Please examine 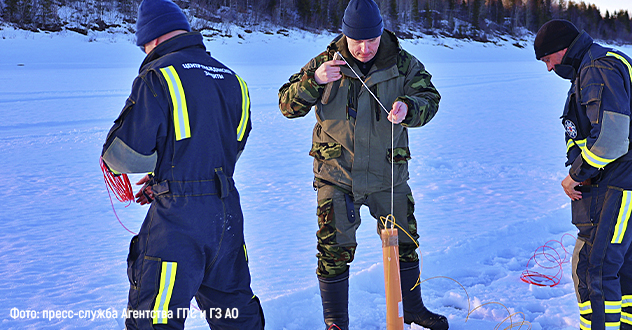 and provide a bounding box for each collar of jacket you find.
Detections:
[556,31,593,79]
[327,29,401,76]
[139,32,206,72]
